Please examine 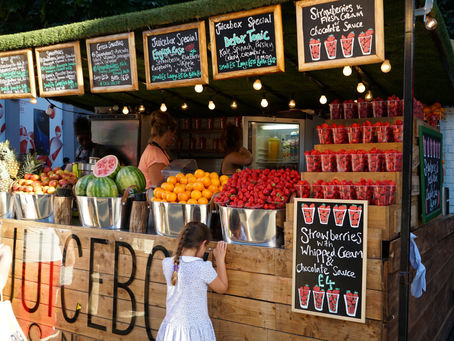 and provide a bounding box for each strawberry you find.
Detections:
[329,99,343,119]
[332,123,348,144]
[392,121,403,142]
[384,150,403,172]
[387,95,403,116]
[362,121,377,143]
[372,98,386,117]
[351,150,368,172]
[305,150,322,172]
[321,151,337,172]
[367,148,384,172]
[357,98,372,118]
[347,124,362,144]
[336,150,352,172]
[343,100,358,119]
[317,125,333,144]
